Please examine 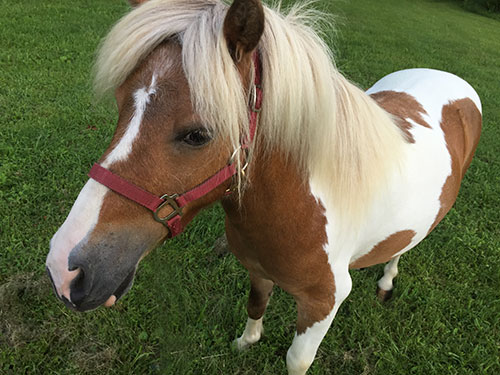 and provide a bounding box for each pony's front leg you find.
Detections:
[287,267,352,375]
[235,274,274,350]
